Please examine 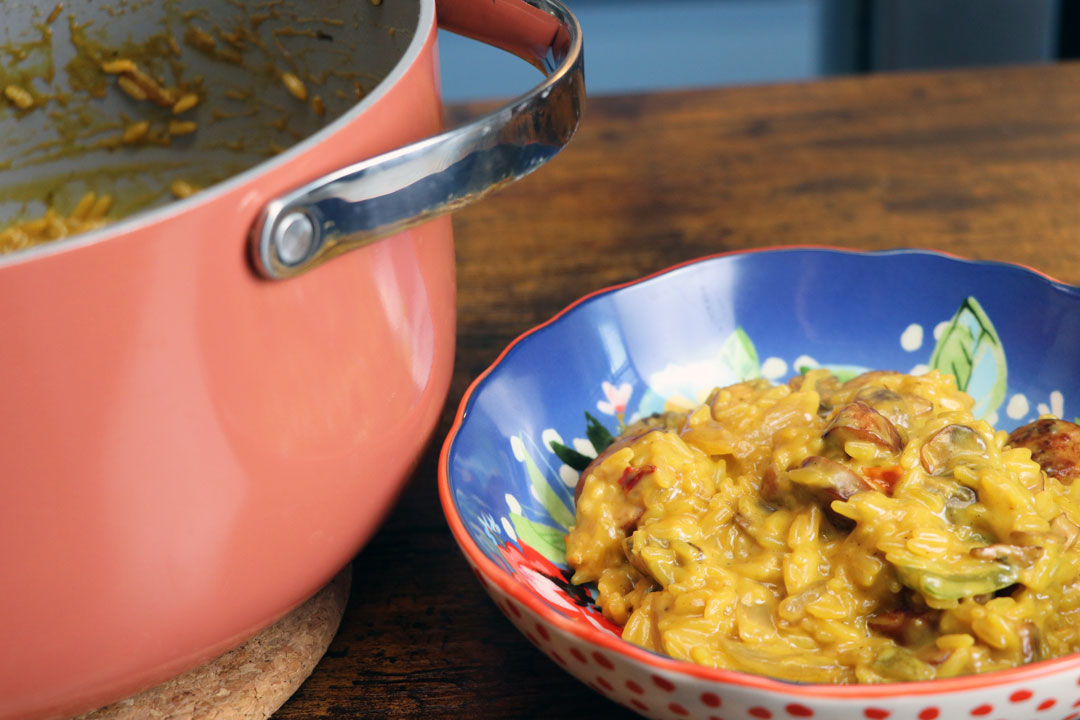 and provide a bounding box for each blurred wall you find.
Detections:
[438,0,1063,102]
[870,0,1058,71]
[438,0,823,102]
